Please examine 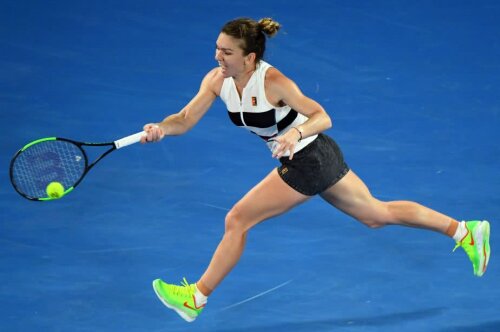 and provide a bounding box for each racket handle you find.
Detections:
[114,131,146,149]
